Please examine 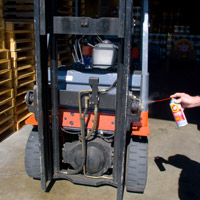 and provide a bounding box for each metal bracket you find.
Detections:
[89,77,99,105]
[130,112,141,123]
[128,96,142,128]
[25,85,38,120]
